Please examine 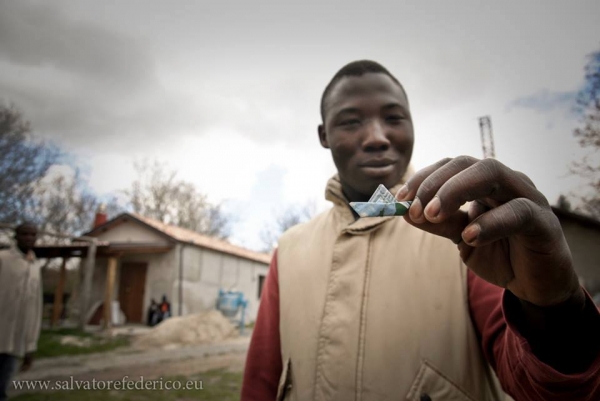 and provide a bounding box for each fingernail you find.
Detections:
[396,185,408,200]
[409,197,424,222]
[425,196,441,219]
[462,224,480,244]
